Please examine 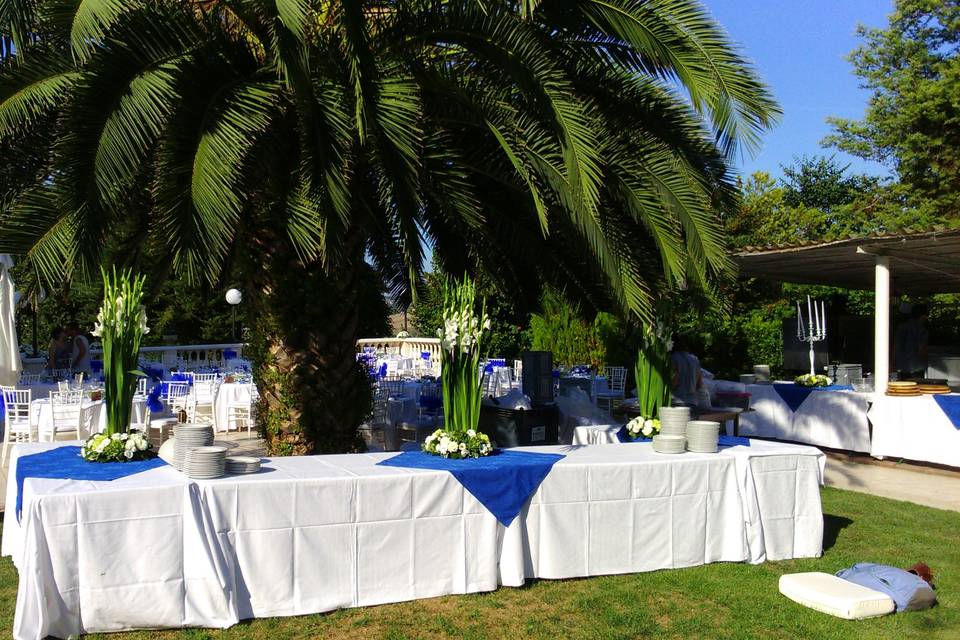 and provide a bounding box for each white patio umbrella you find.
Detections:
[0,254,22,386]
